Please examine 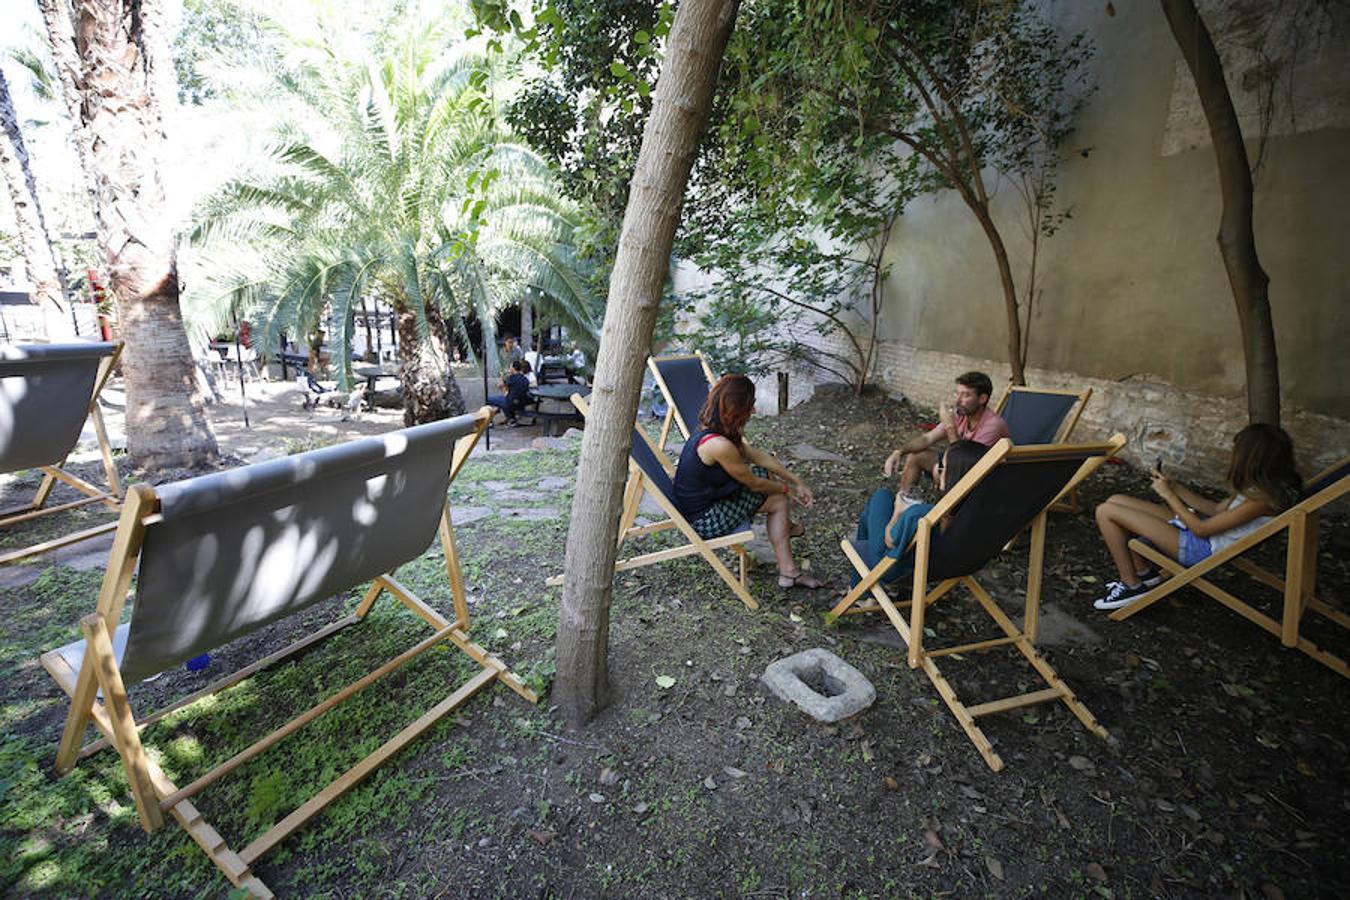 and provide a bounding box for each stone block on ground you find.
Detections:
[451,506,494,525]
[531,437,571,450]
[762,648,876,723]
[537,476,571,492]
[499,507,562,521]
